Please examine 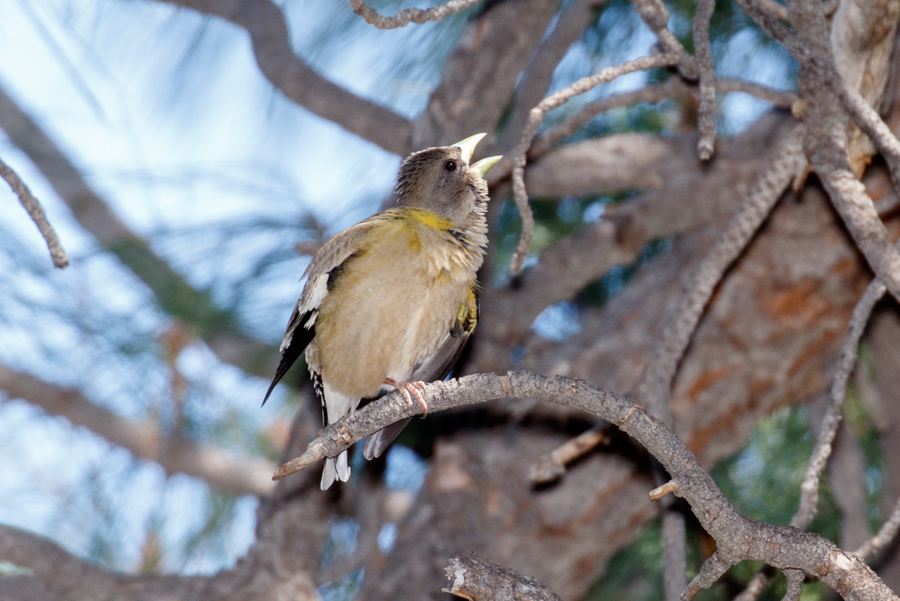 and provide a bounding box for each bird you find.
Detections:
[264,133,501,489]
